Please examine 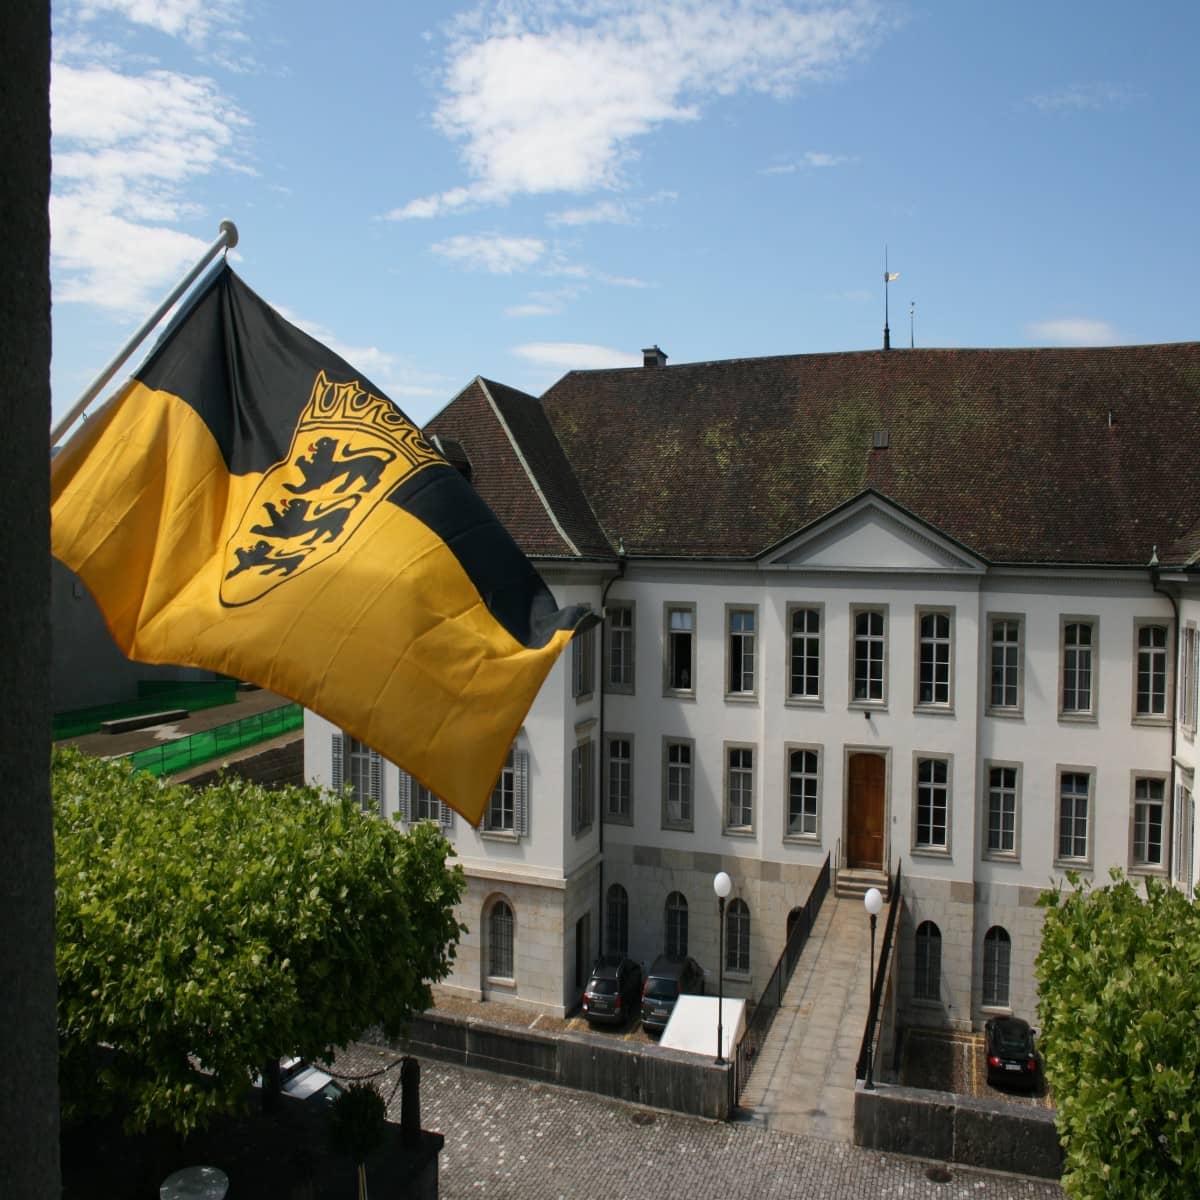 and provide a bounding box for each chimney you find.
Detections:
[642,345,667,368]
